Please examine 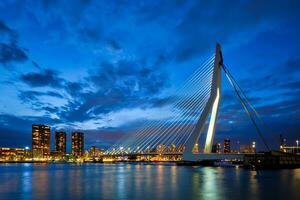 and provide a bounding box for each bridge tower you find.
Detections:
[183,44,223,161]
